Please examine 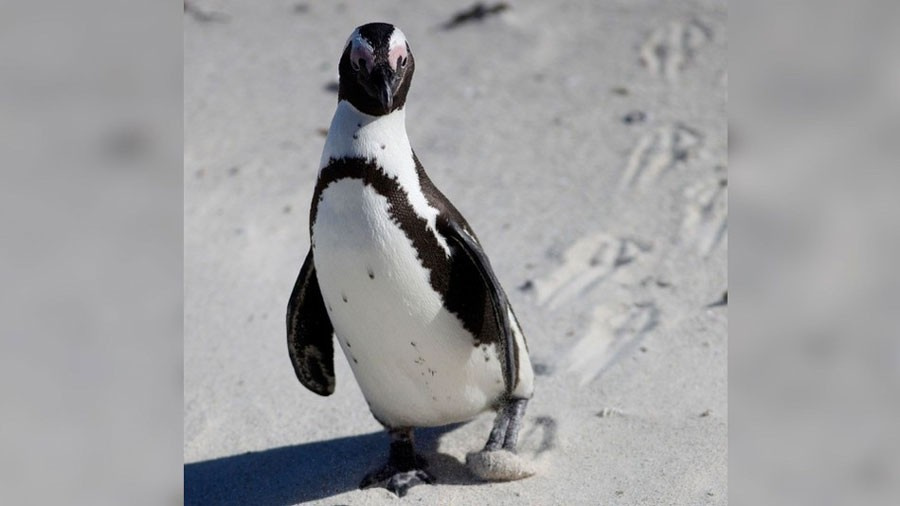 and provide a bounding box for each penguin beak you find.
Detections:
[367,64,399,113]
[378,70,394,111]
